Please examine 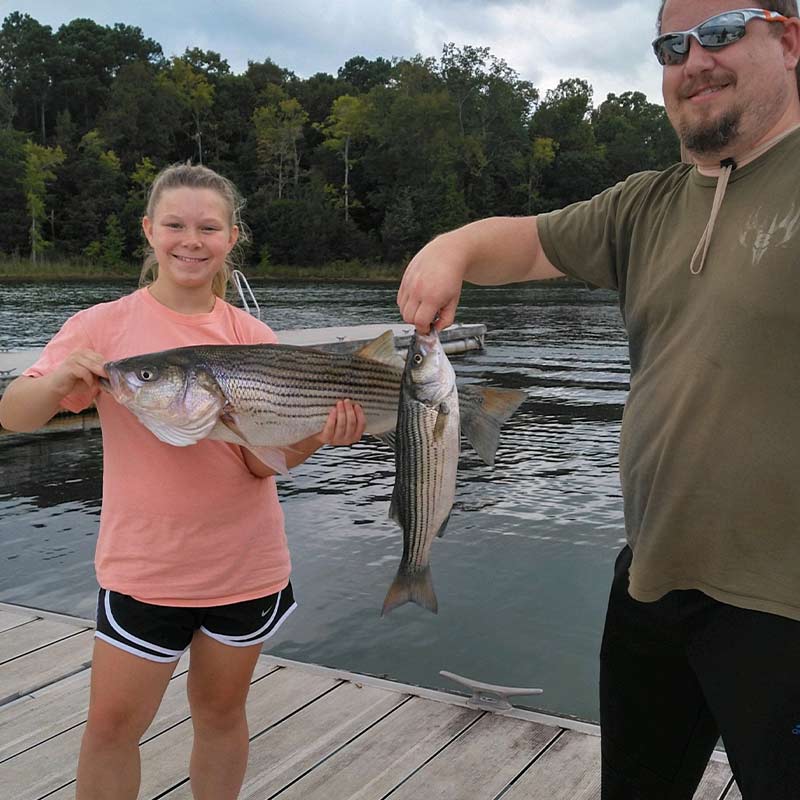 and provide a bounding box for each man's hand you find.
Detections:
[397,232,466,333]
